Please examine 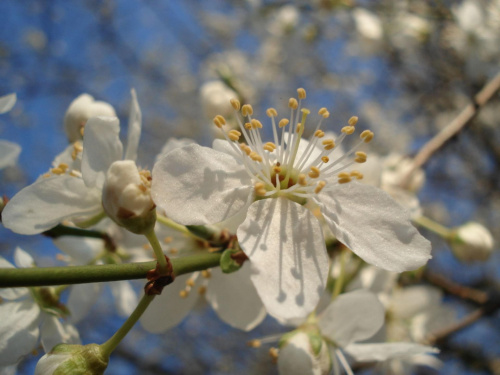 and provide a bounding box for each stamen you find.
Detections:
[273,165,282,173]
[247,339,262,348]
[230,98,241,111]
[58,163,69,172]
[348,116,359,126]
[314,130,325,138]
[228,130,241,141]
[263,142,276,152]
[164,236,173,243]
[250,152,263,162]
[254,182,267,196]
[297,88,306,99]
[298,174,308,186]
[266,108,278,117]
[278,119,289,128]
[201,269,211,278]
[308,166,320,179]
[350,170,364,180]
[186,279,195,287]
[216,115,226,126]
[179,290,188,298]
[51,167,64,175]
[240,143,251,155]
[338,172,352,184]
[321,156,329,163]
[213,116,224,128]
[322,139,335,150]
[341,126,355,135]
[360,130,374,143]
[314,180,327,194]
[244,122,252,130]
[318,107,330,118]
[242,104,253,117]
[198,286,207,295]
[251,119,263,129]
[288,98,298,110]
[354,151,367,163]
[269,348,279,363]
